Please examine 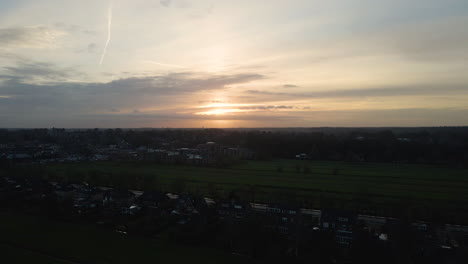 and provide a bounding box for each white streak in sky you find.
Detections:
[143,60,186,68]
[99,2,113,65]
